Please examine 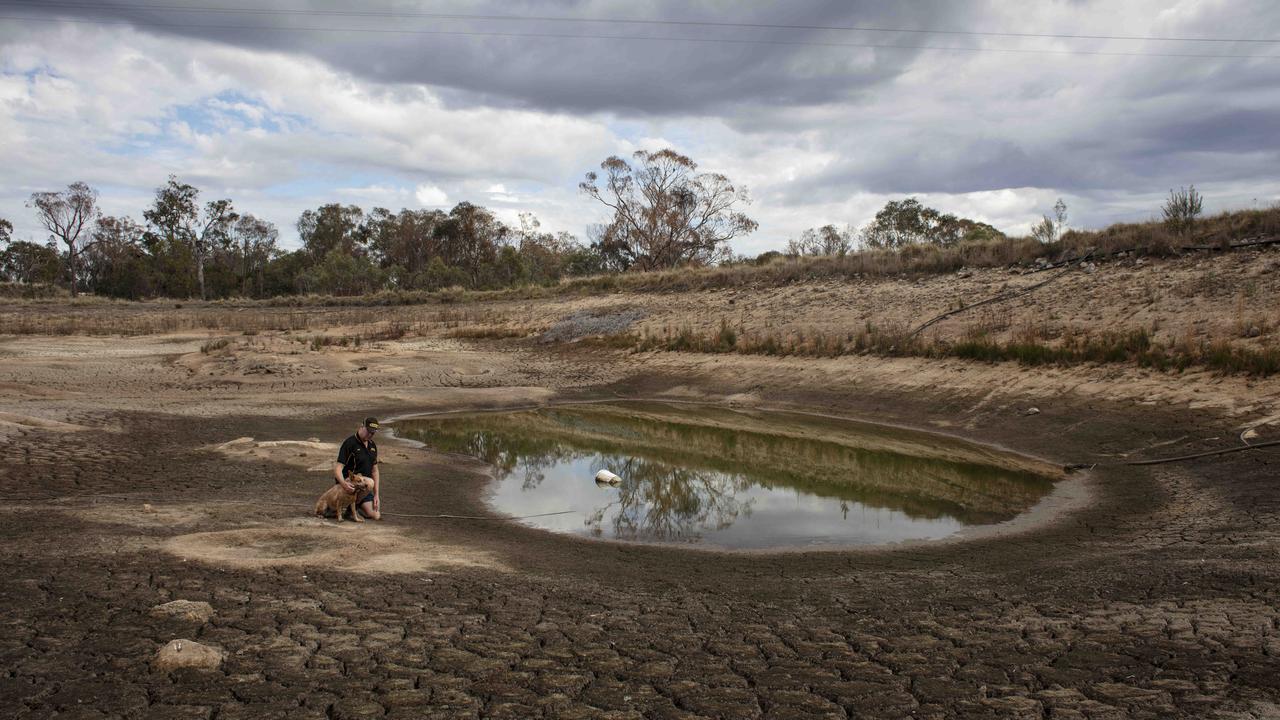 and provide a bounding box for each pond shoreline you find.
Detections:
[390,399,1081,552]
